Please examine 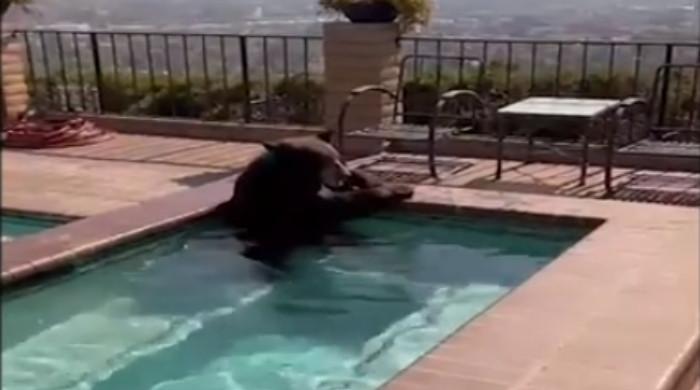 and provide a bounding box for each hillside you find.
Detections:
[3,0,698,40]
